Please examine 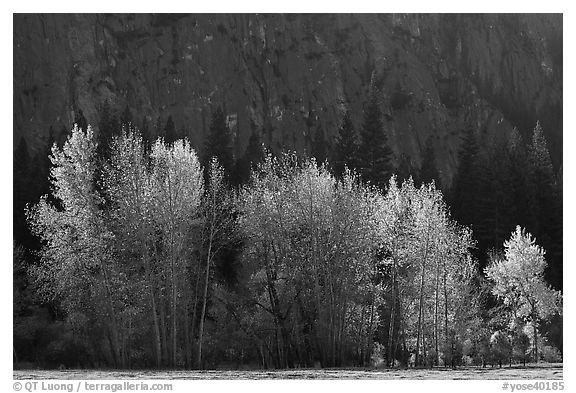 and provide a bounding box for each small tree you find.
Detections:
[419,136,441,188]
[450,127,481,227]
[485,226,562,363]
[477,332,492,367]
[74,109,88,132]
[204,107,234,177]
[235,130,266,185]
[357,77,393,189]
[310,124,327,164]
[490,331,512,368]
[164,115,177,144]
[332,110,358,177]
[513,331,531,366]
